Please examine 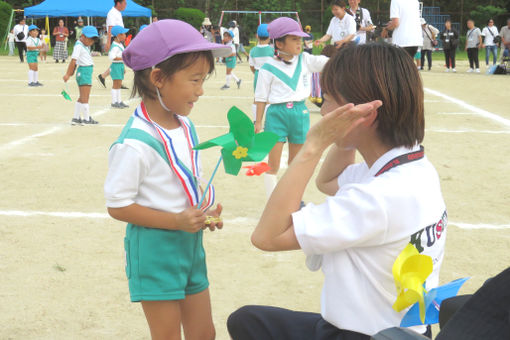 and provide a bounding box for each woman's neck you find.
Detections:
[357,137,393,169]
[143,98,180,130]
